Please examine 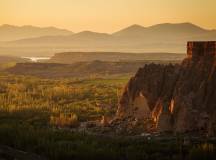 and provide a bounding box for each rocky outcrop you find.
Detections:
[115,41,216,136]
